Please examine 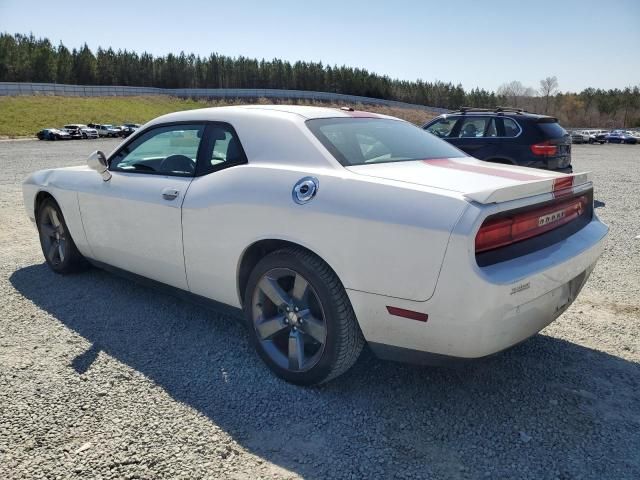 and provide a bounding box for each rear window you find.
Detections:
[537,121,567,138]
[306,118,466,166]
